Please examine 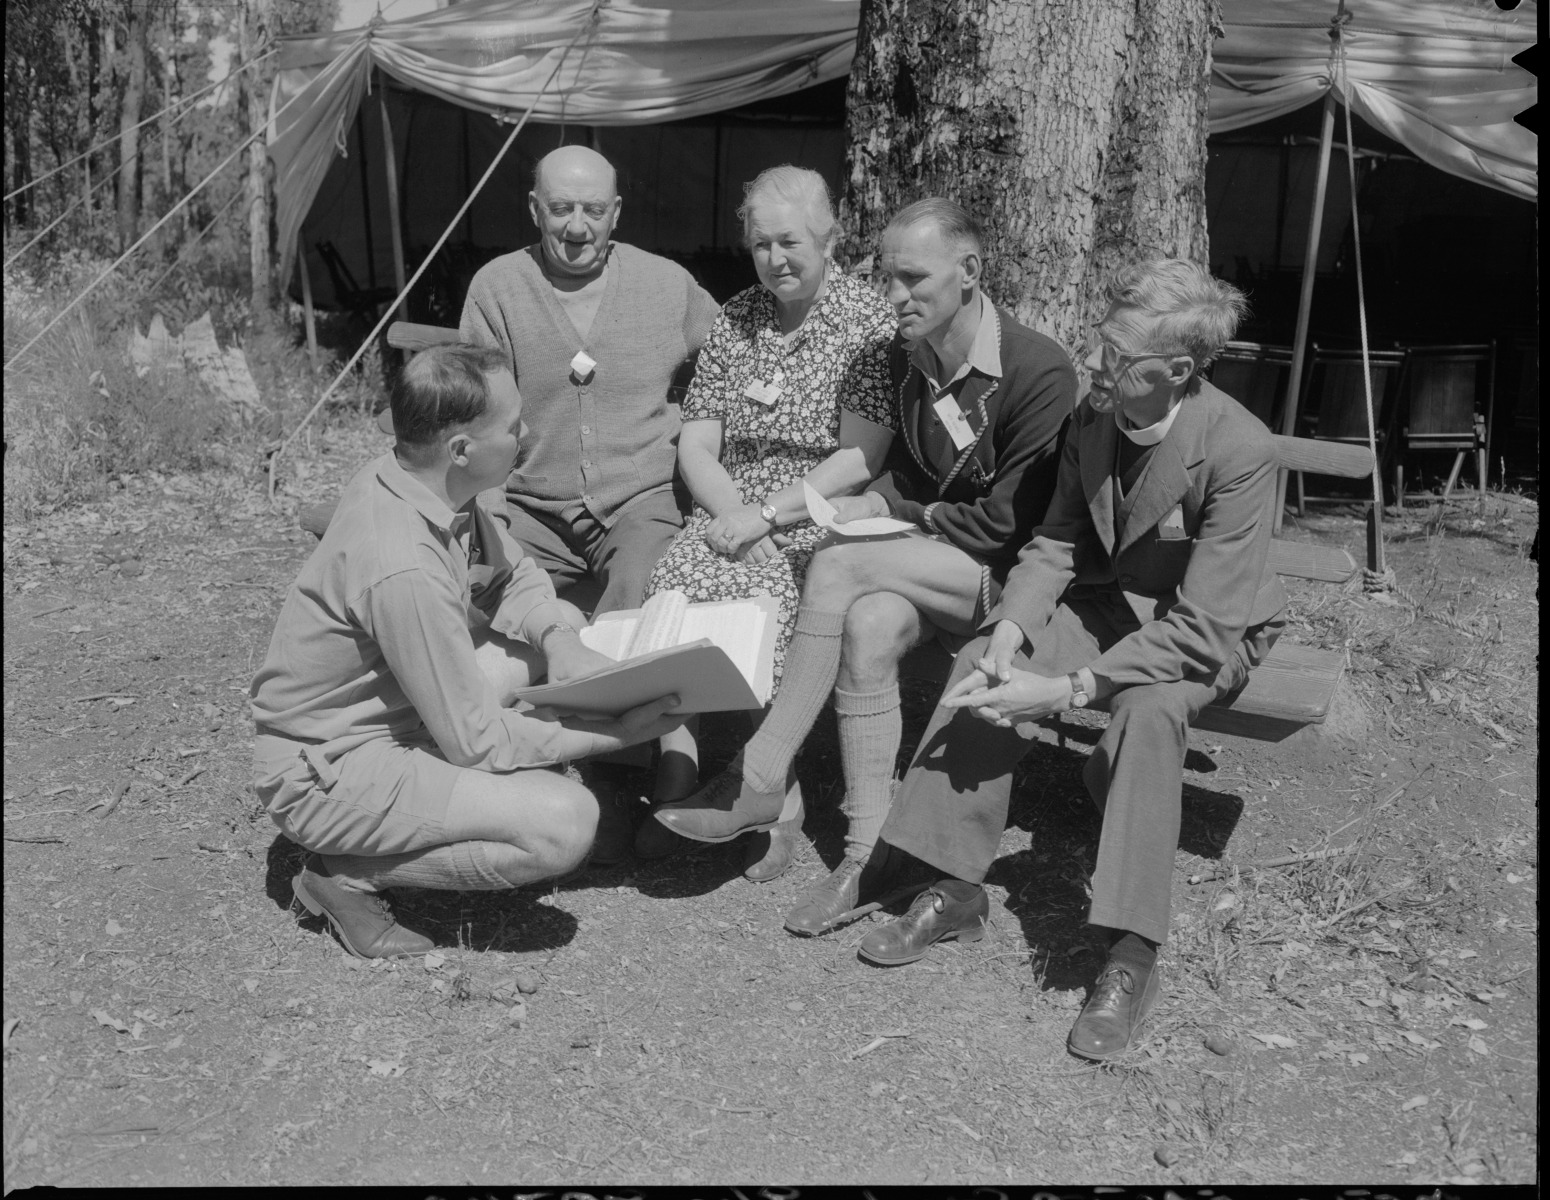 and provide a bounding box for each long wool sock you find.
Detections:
[741,607,847,793]
[1106,928,1159,974]
[323,840,517,893]
[834,683,901,860]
